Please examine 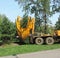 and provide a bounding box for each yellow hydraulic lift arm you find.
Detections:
[16,16,35,40]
